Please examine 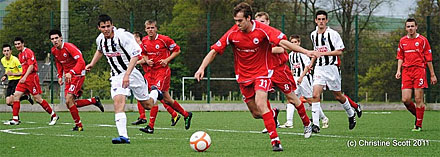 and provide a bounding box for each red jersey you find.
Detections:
[141,34,180,70]
[211,20,286,83]
[270,41,288,68]
[18,47,38,75]
[51,42,86,78]
[397,34,432,68]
